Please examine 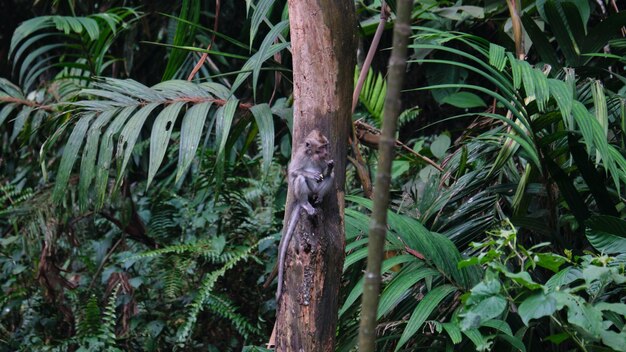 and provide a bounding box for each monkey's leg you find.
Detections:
[293,174,317,215]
